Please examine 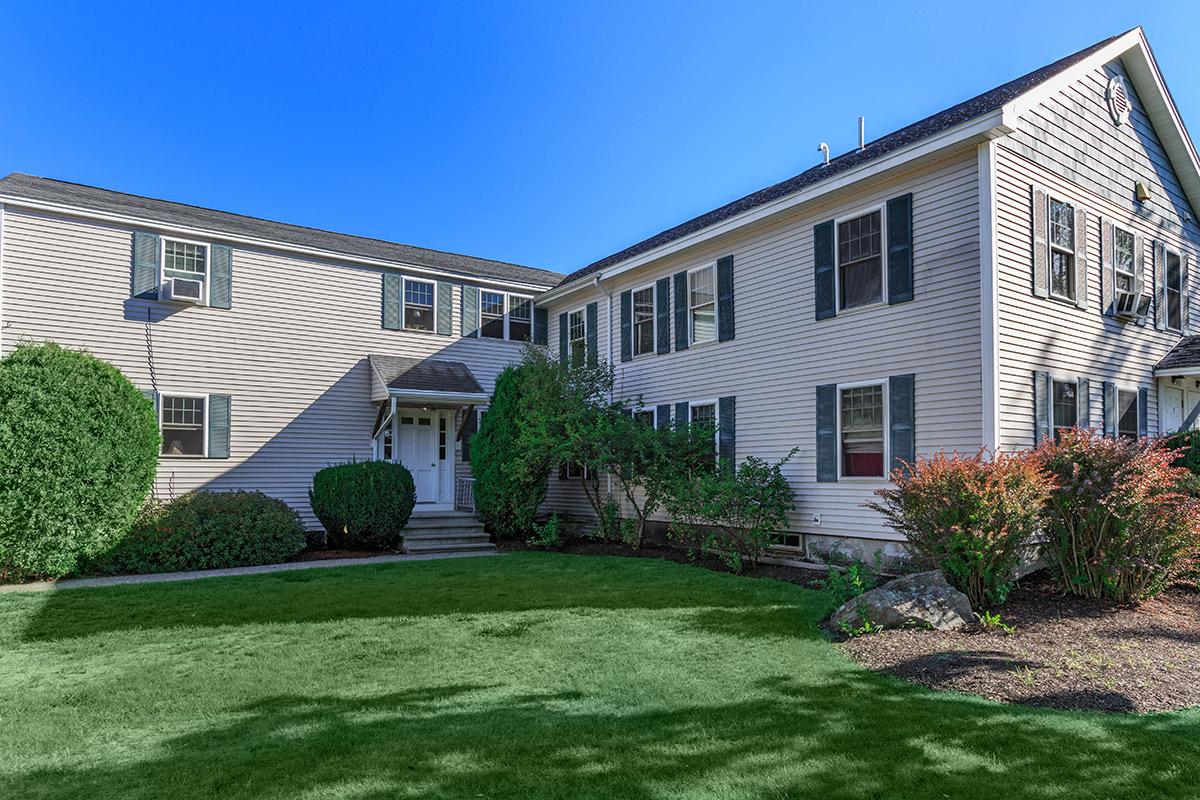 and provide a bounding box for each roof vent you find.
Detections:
[1106,75,1131,126]
[817,142,830,166]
